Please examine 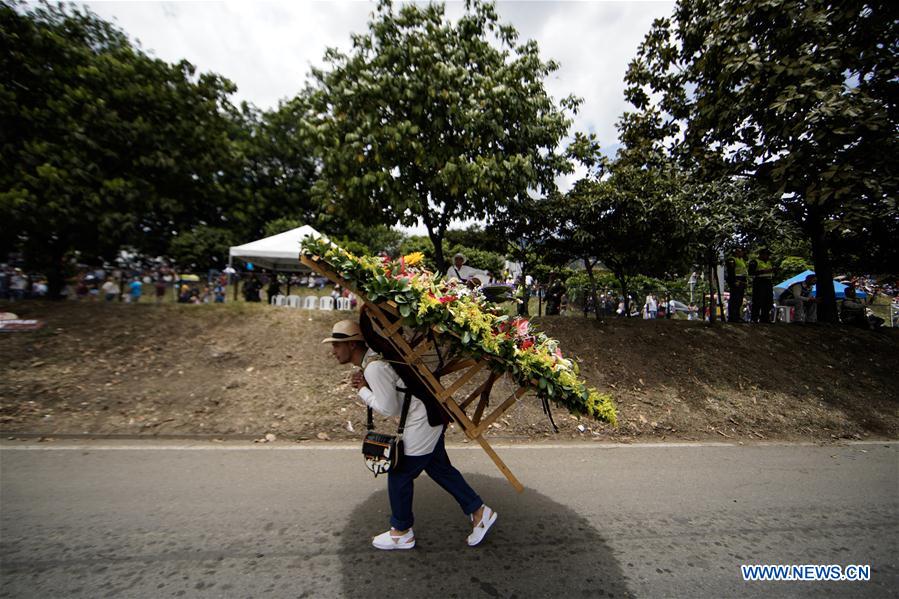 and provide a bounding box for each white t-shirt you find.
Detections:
[357,351,442,456]
[445,264,482,284]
